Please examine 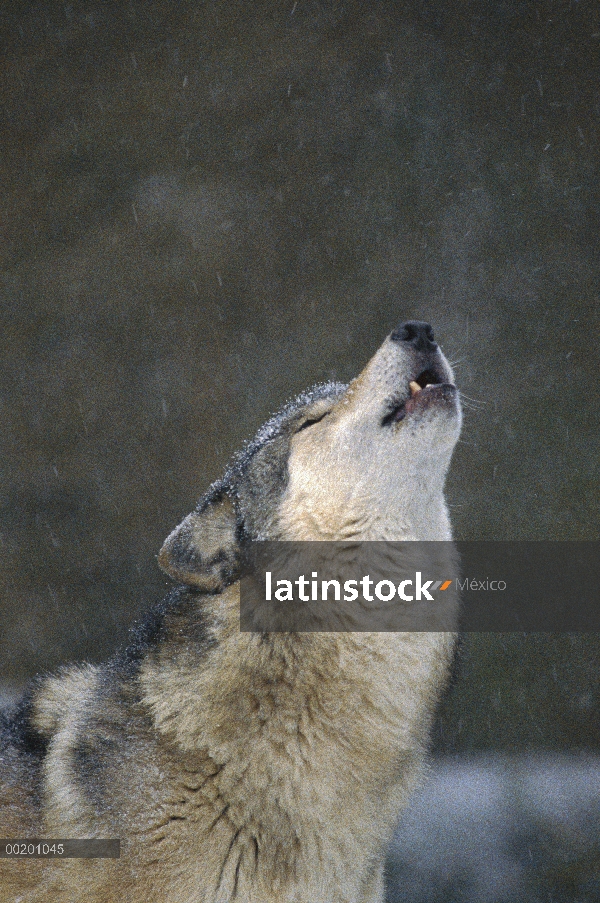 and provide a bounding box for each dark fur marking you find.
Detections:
[0,688,48,812]
[233,850,243,898]
[73,732,116,766]
[206,550,229,566]
[217,826,244,892]
[73,735,116,809]
[73,739,101,777]
[0,684,49,757]
[116,586,212,674]
[295,411,329,432]
[208,803,230,833]
[171,534,204,567]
